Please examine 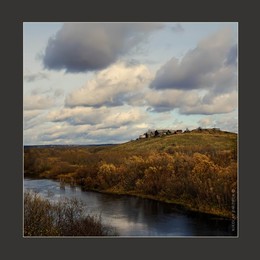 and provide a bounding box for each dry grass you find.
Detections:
[24,191,116,236]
